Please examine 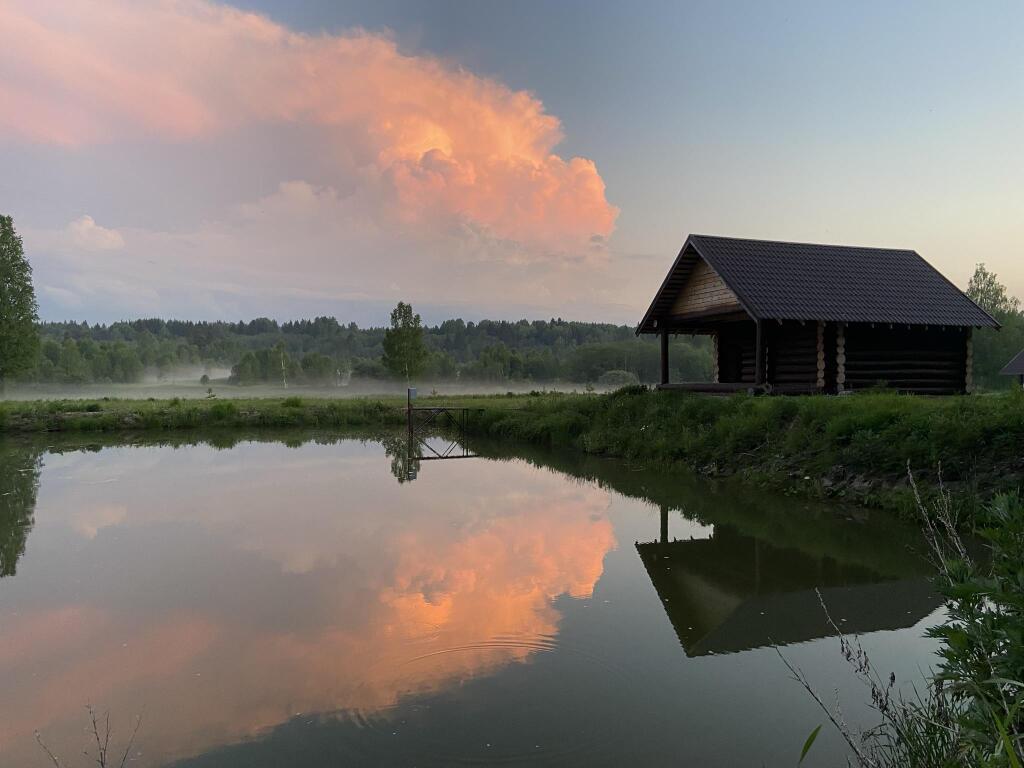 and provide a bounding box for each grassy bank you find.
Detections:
[0,393,533,434]
[4,388,1022,516]
[473,387,1024,516]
